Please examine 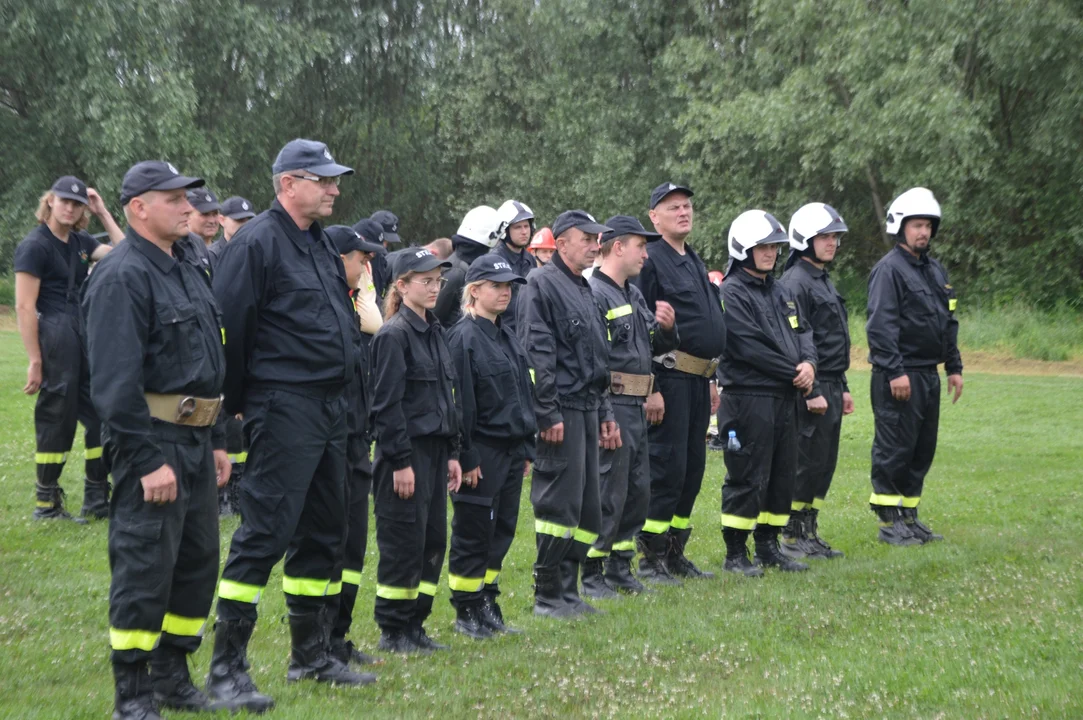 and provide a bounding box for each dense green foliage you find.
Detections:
[2,0,1081,306]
